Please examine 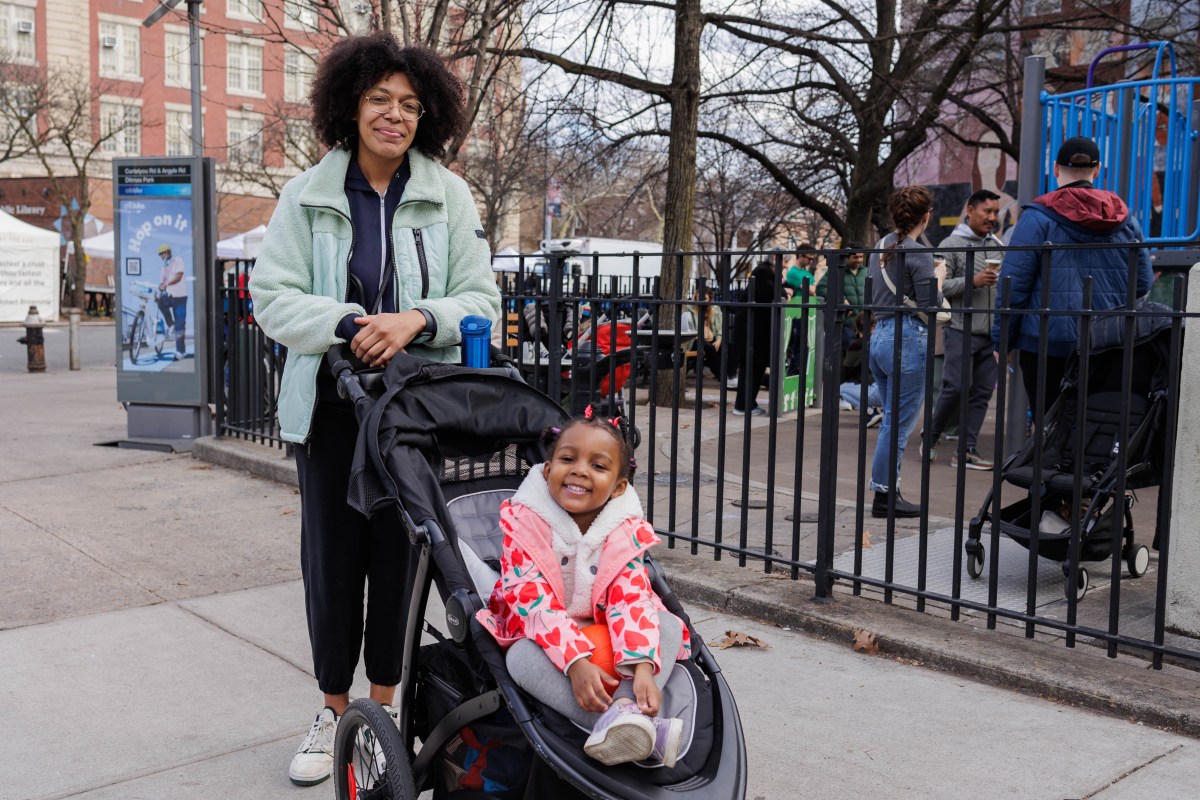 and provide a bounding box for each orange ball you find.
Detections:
[581,623,620,679]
